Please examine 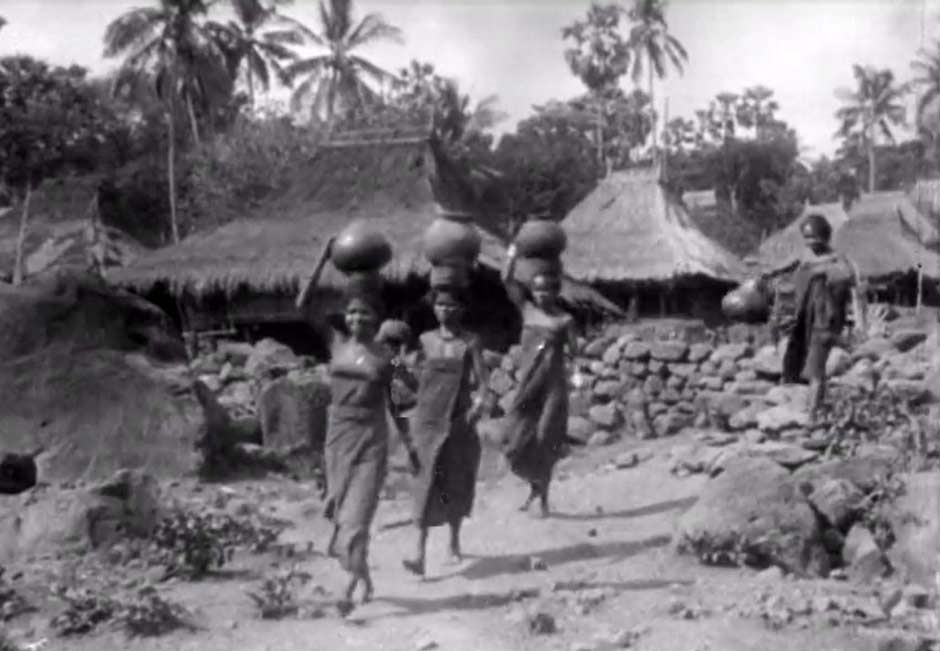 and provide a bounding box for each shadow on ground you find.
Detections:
[369,577,691,620]
[456,533,673,581]
[549,496,698,522]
